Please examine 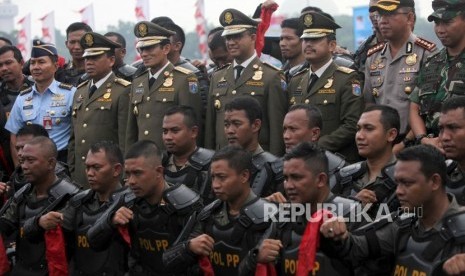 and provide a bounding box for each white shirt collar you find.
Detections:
[91,71,113,88]
[309,58,333,78]
[233,52,257,69]
[149,61,170,79]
